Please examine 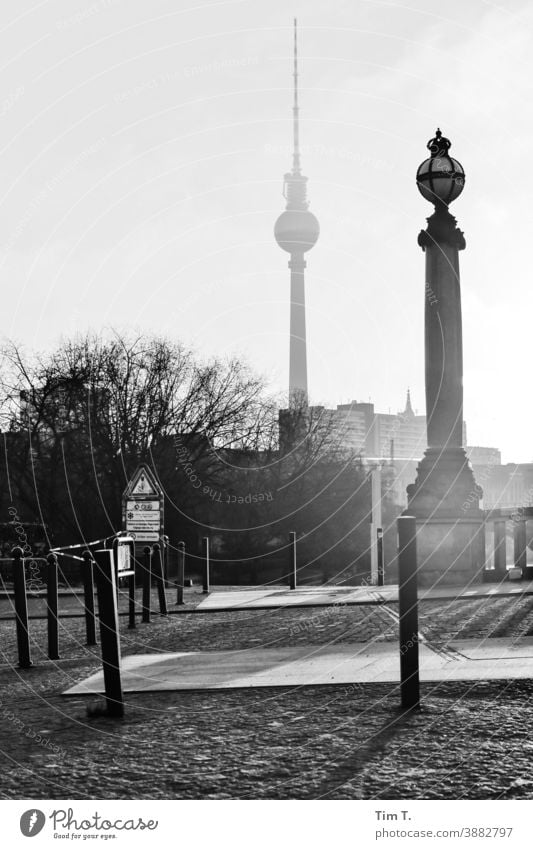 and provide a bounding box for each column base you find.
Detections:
[406,447,485,587]
[404,515,486,587]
